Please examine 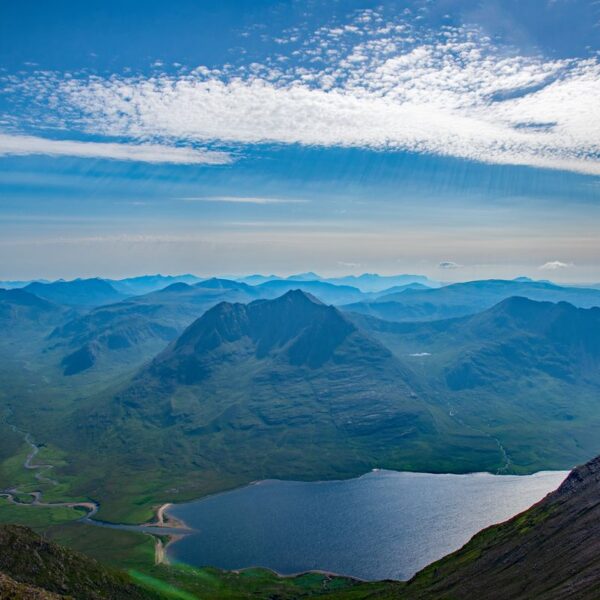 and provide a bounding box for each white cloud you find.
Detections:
[539,260,573,270]
[3,11,600,174]
[0,134,231,165]
[438,261,462,269]
[180,196,306,204]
